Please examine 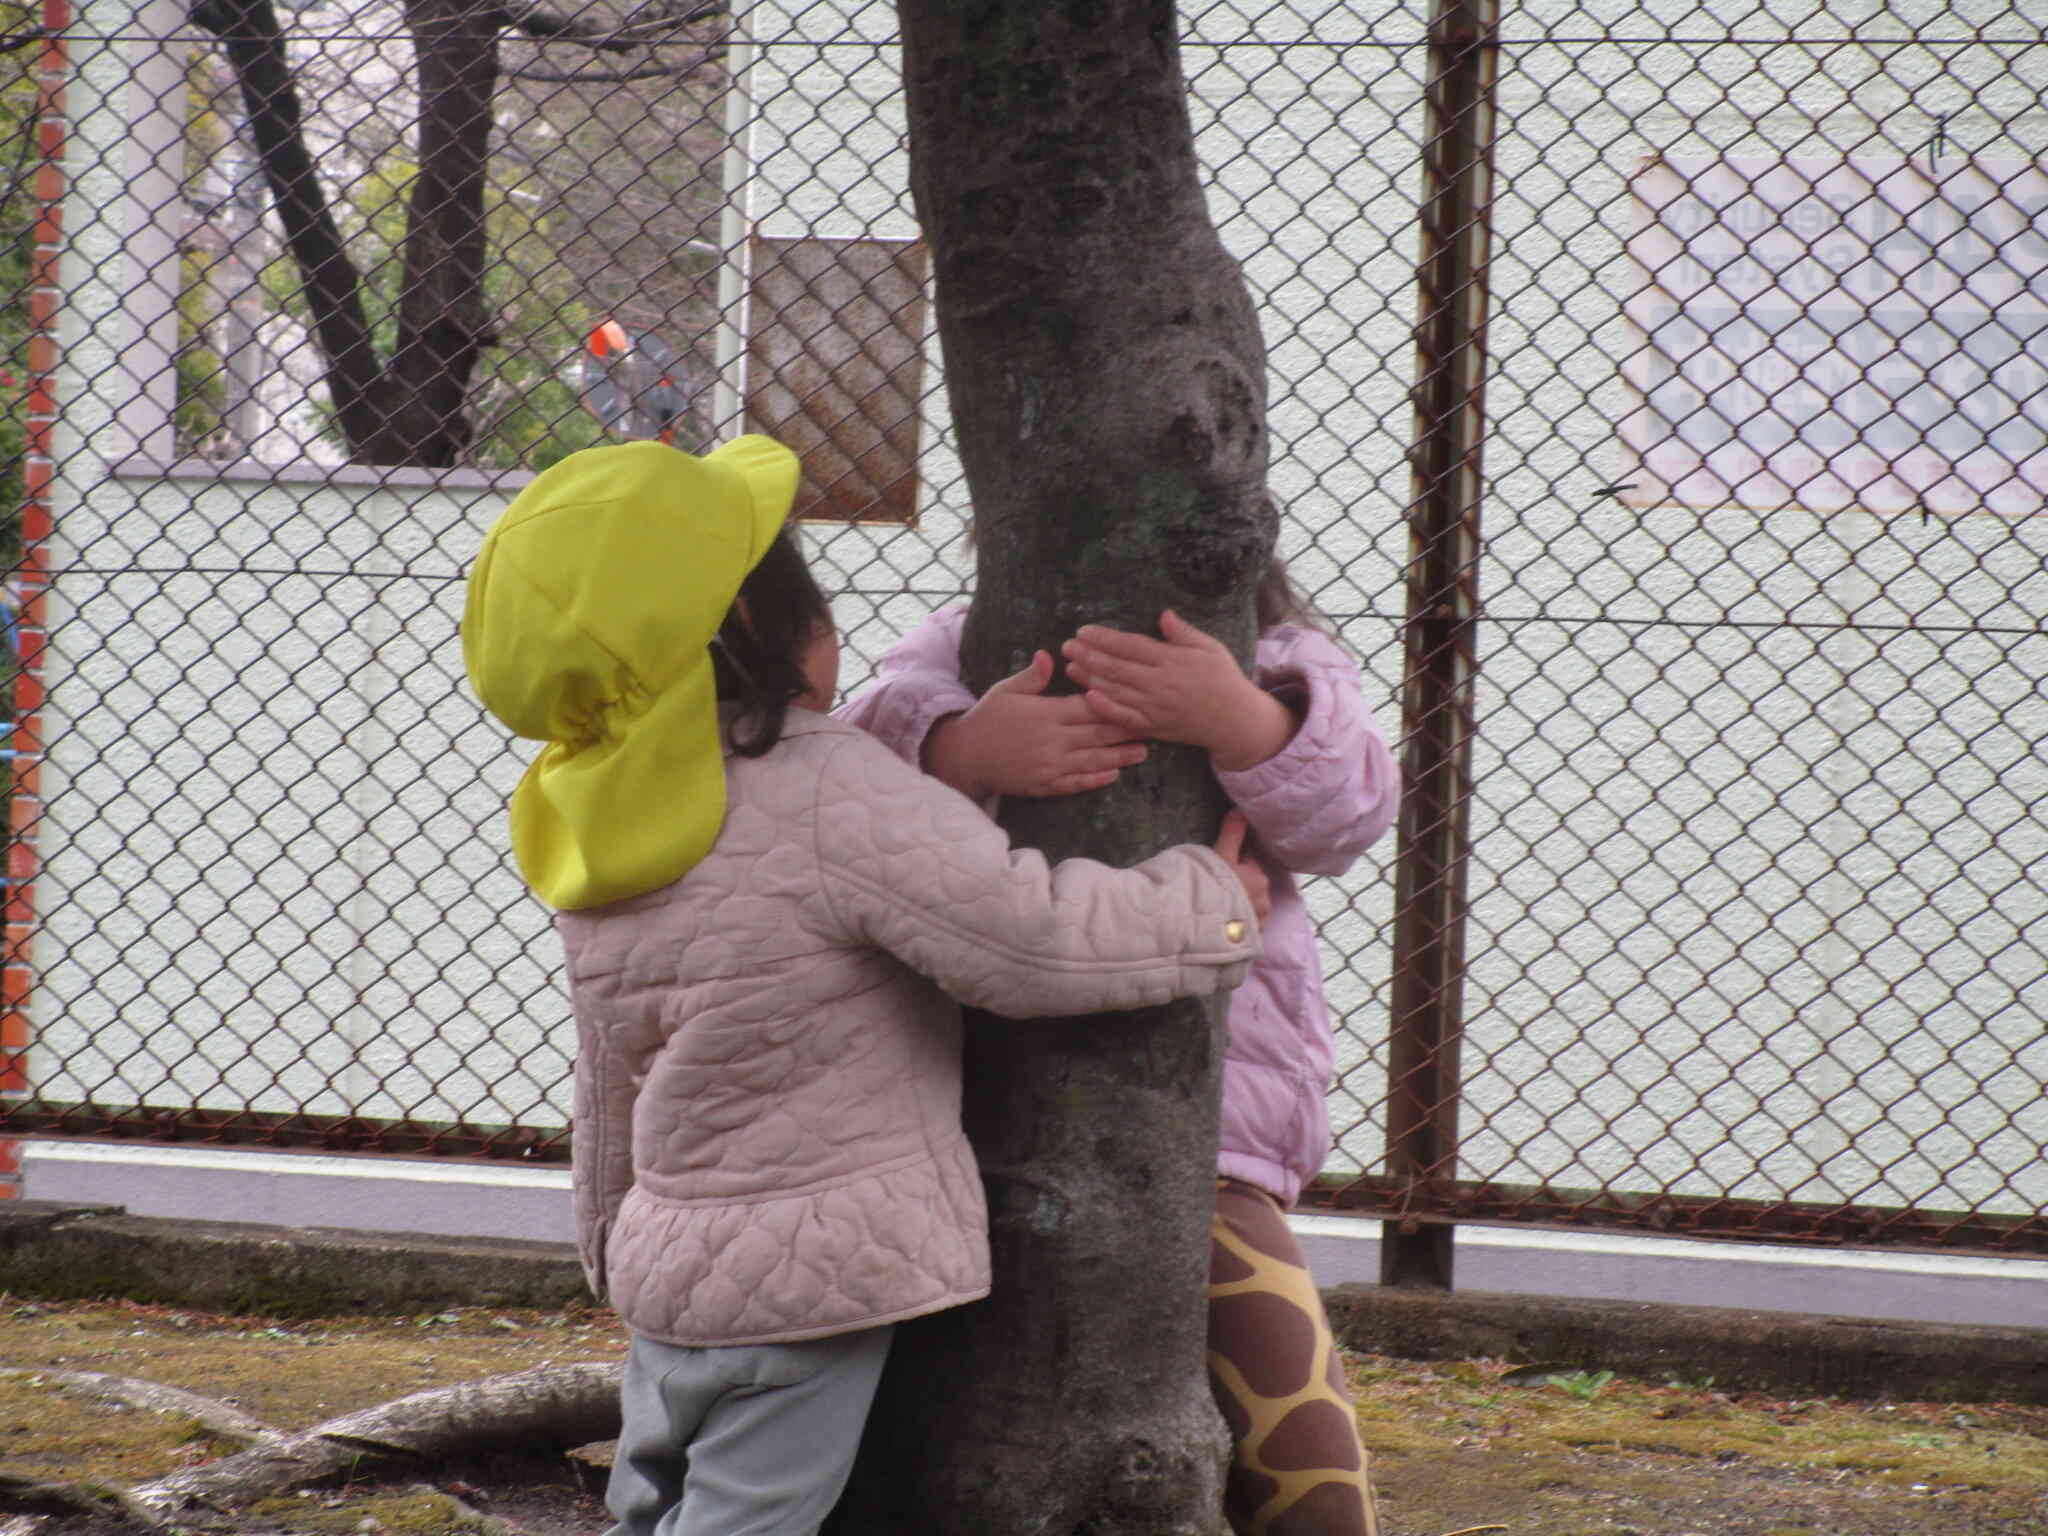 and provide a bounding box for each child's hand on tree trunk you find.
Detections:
[922,649,1149,801]
[1063,610,1299,772]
